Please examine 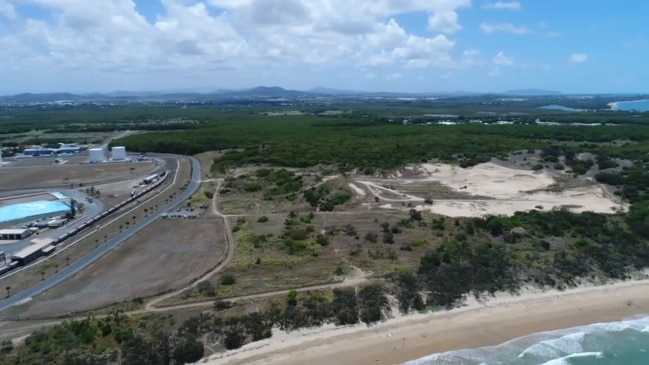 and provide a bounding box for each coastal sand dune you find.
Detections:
[421,162,556,198]
[410,162,626,217]
[198,281,649,365]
